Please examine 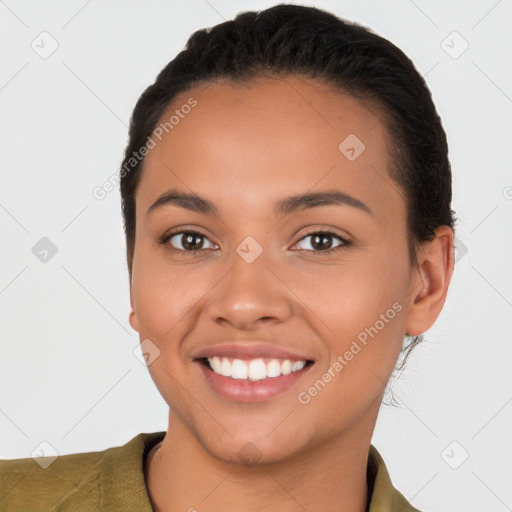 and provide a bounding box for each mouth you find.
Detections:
[194,356,315,403]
